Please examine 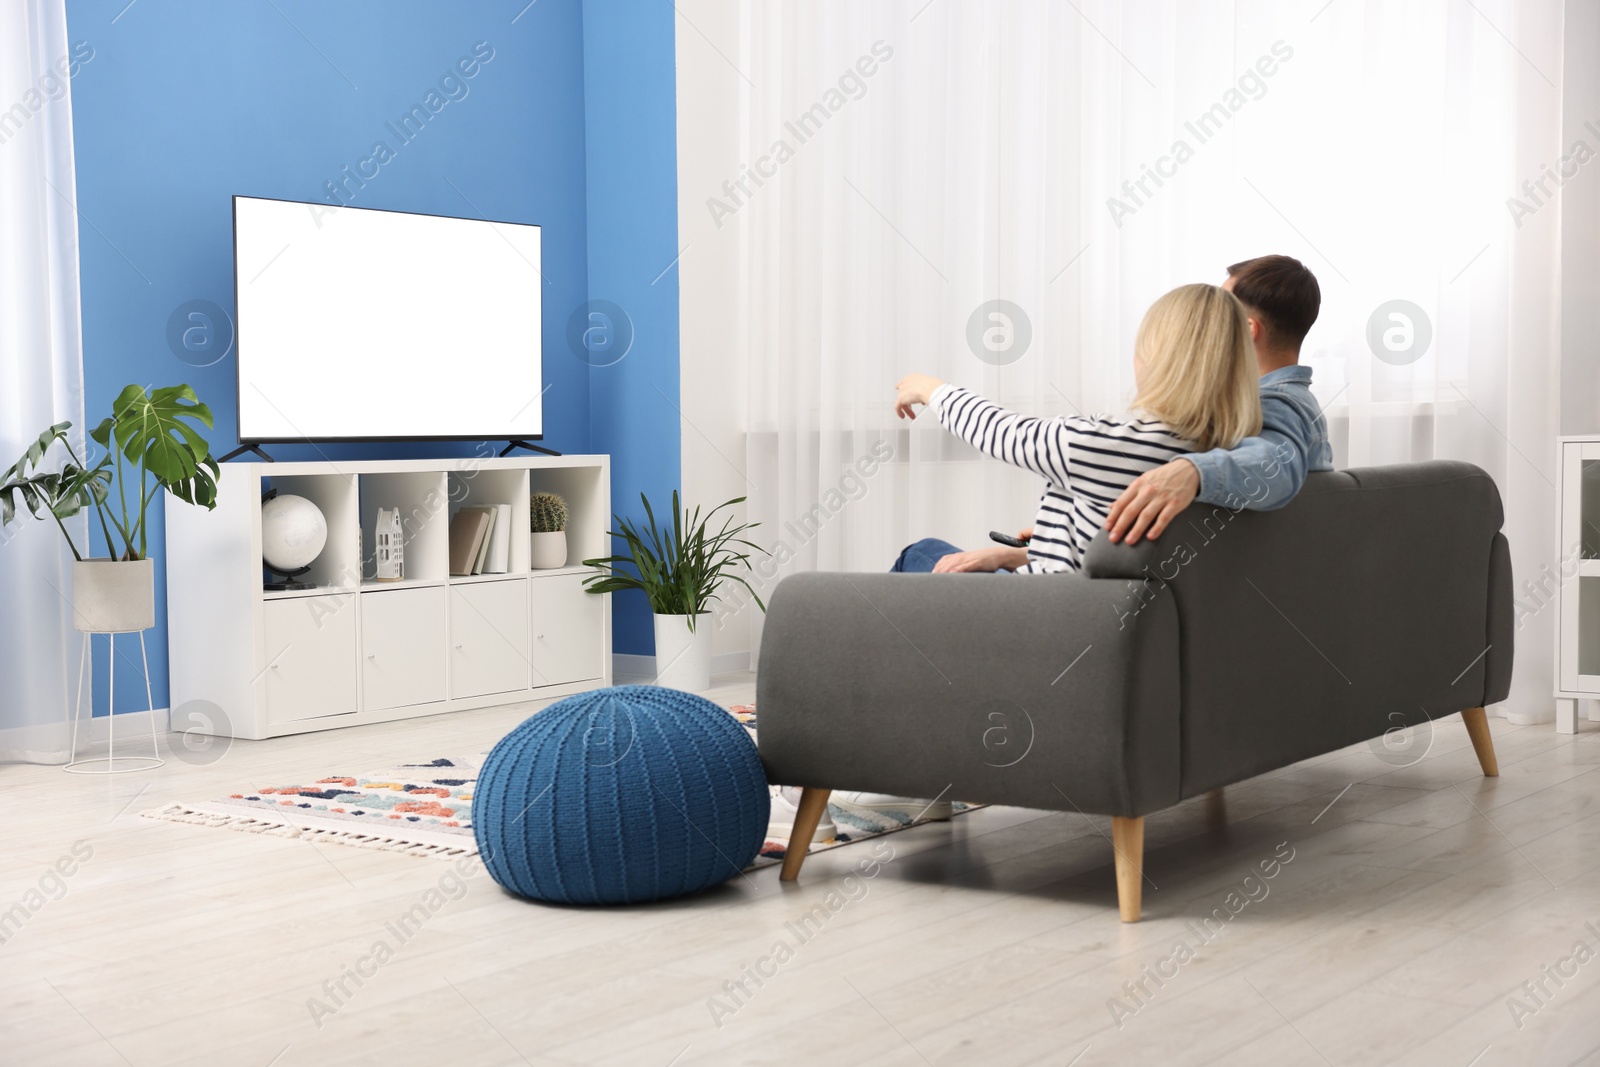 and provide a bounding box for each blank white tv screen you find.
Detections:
[234,196,543,442]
